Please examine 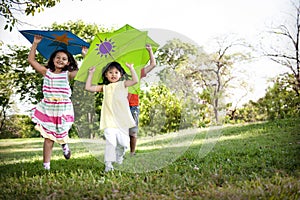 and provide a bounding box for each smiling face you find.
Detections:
[53,52,69,70]
[104,66,122,83]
